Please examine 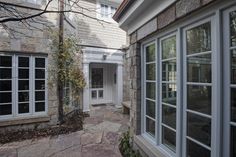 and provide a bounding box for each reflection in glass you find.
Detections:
[146,118,155,137]
[0,80,11,91]
[231,88,236,122]
[162,36,176,59]
[0,56,12,67]
[146,82,155,100]
[187,85,211,115]
[0,104,12,115]
[35,102,45,112]
[187,139,210,157]
[231,50,236,84]
[146,44,155,62]
[98,90,103,98]
[187,22,211,54]
[91,68,103,88]
[231,126,236,157]
[146,64,155,80]
[18,103,29,114]
[162,83,177,105]
[162,105,176,129]
[162,60,176,81]
[18,92,29,102]
[187,54,211,83]
[146,100,155,119]
[187,112,211,146]
[230,11,236,47]
[162,126,176,152]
